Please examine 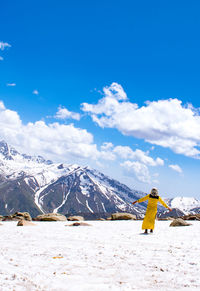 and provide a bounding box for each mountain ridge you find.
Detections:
[0,141,146,217]
[0,140,199,218]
